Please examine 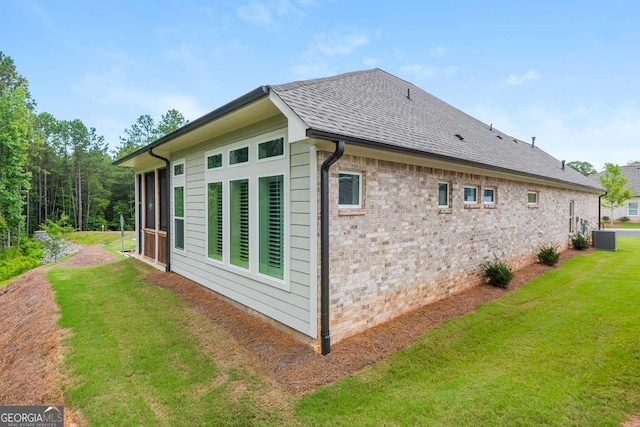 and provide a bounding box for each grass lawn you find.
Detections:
[49,260,296,426]
[297,238,640,426]
[63,231,136,255]
[47,238,640,425]
[603,222,640,229]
